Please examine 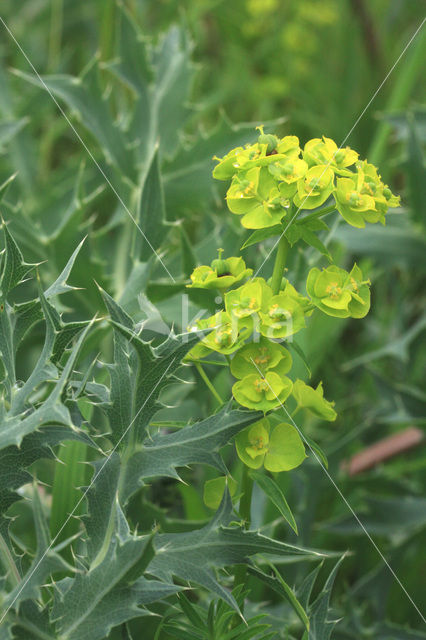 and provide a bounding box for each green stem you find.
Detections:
[232,465,253,615]
[271,235,290,295]
[99,0,117,62]
[48,0,63,72]
[194,362,223,406]
[188,358,228,367]
[239,464,253,529]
